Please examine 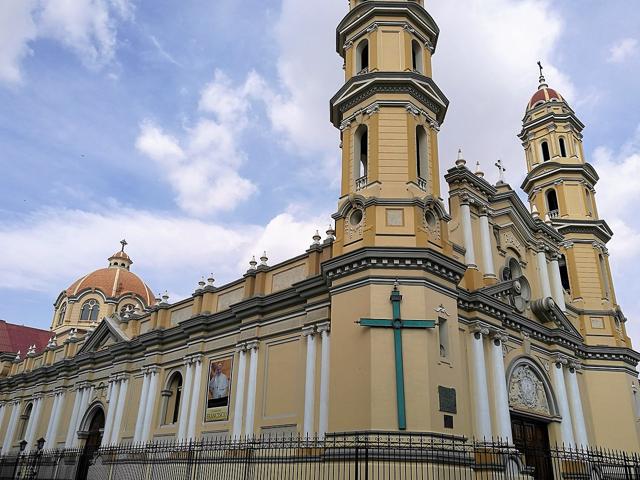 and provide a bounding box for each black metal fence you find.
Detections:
[1,432,640,480]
